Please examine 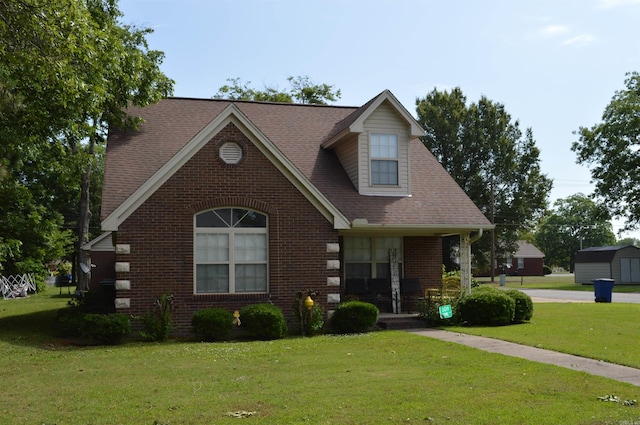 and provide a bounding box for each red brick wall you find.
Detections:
[403,236,442,289]
[509,258,544,276]
[114,123,340,334]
